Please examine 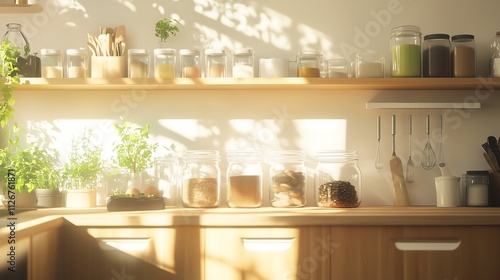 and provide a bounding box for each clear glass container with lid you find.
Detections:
[155,155,179,207]
[355,53,385,78]
[40,48,63,78]
[154,48,176,78]
[181,150,220,208]
[179,49,201,78]
[269,150,307,207]
[128,49,150,78]
[422,34,451,77]
[314,150,362,208]
[490,31,500,77]
[226,150,262,208]
[390,25,421,77]
[232,48,254,78]
[452,34,476,77]
[66,48,88,78]
[205,49,226,77]
[466,170,489,206]
[296,51,322,77]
